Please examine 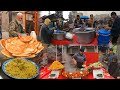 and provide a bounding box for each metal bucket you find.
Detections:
[75,29,96,44]
[53,31,66,40]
